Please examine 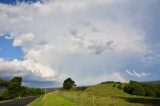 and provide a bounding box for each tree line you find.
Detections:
[124,80,160,98]
[0,77,44,100]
